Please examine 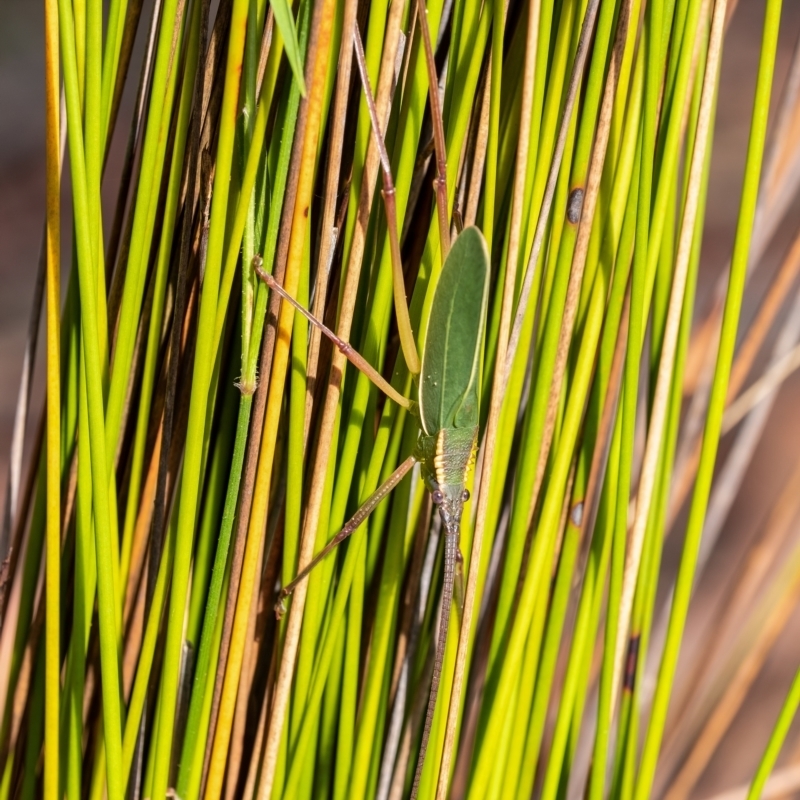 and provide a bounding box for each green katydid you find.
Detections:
[253,20,490,797]
[254,222,489,795]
